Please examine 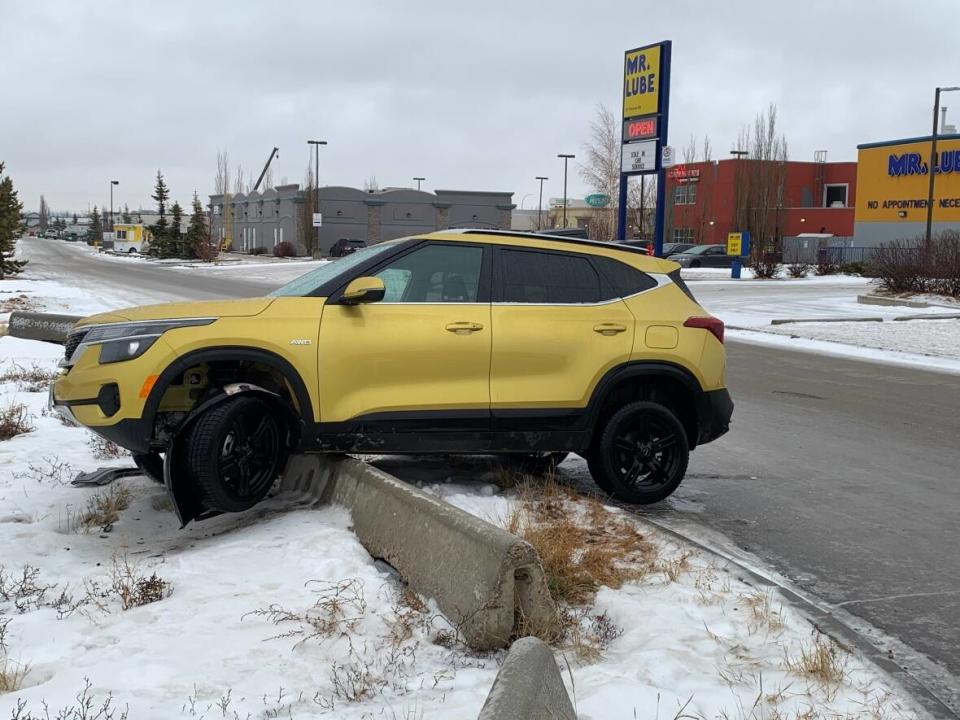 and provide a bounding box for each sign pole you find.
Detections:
[653,41,671,257]
[616,177,629,241]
